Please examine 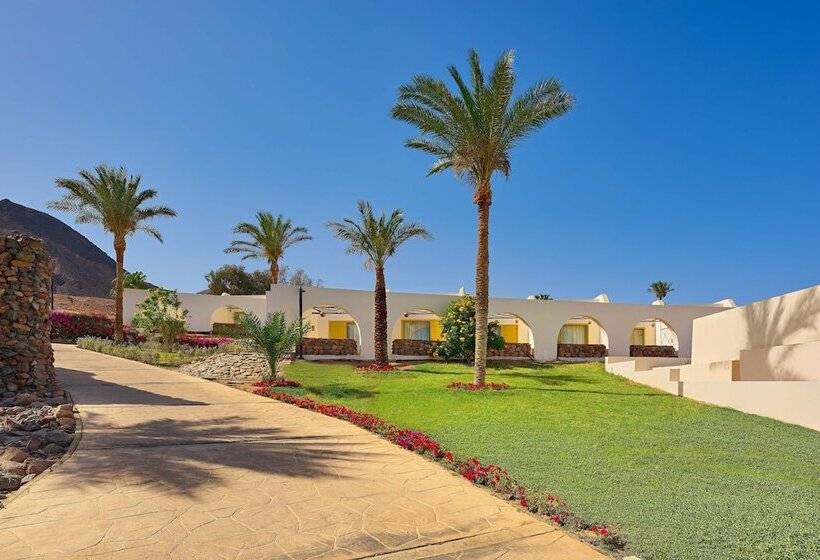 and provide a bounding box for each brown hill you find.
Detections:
[0,199,116,297]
